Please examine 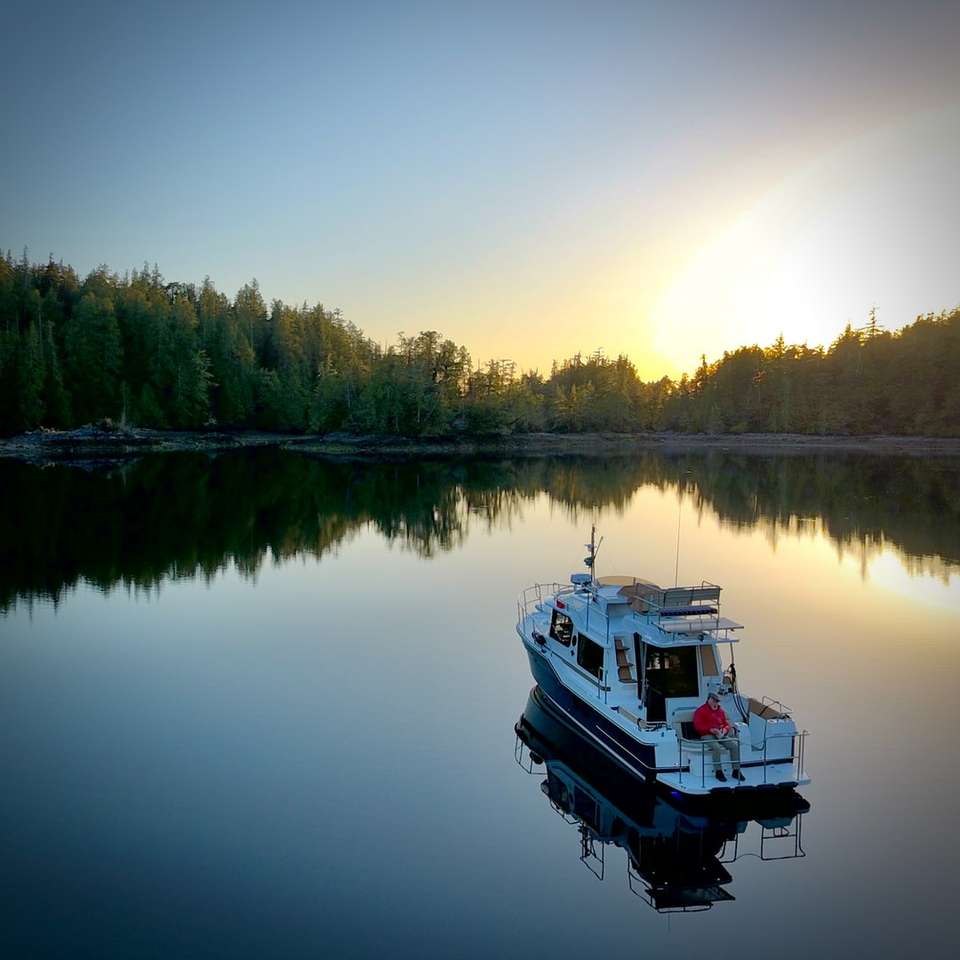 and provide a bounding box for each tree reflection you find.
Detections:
[1,449,957,610]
